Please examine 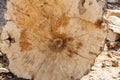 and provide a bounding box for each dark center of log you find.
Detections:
[48,38,66,52]
[54,39,63,48]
